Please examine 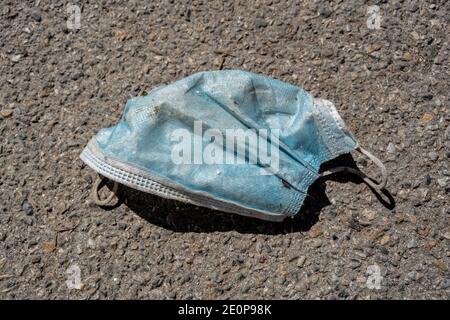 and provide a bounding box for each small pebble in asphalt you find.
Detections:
[0,108,14,118]
[424,174,432,186]
[31,13,42,22]
[445,126,450,140]
[10,55,22,63]
[387,142,396,154]
[118,223,127,230]
[255,19,268,28]
[428,152,438,161]
[437,178,448,188]
[442,277,450,290]
[22,202,34,216]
